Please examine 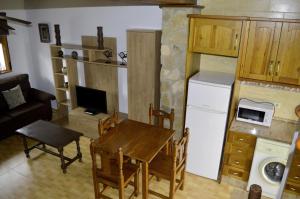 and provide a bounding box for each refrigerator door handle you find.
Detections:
[187,105,227,115]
